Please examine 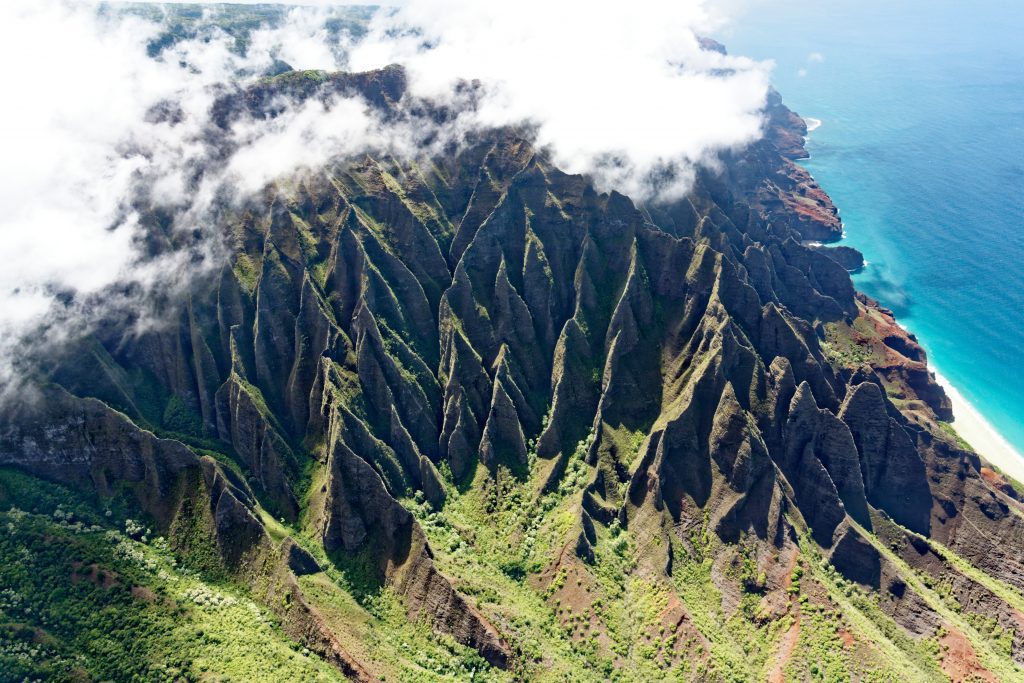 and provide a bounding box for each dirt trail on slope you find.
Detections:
[768,614,801,683]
